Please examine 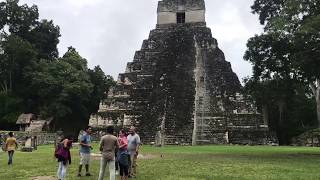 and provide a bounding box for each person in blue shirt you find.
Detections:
[78,126,93,176]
